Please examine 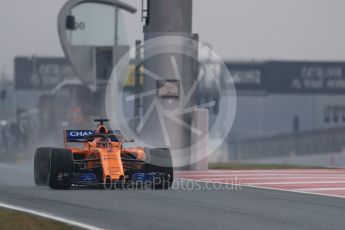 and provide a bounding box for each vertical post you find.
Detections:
[113,6,119,67]
[134,40,142,120]
[191,33,199,109]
